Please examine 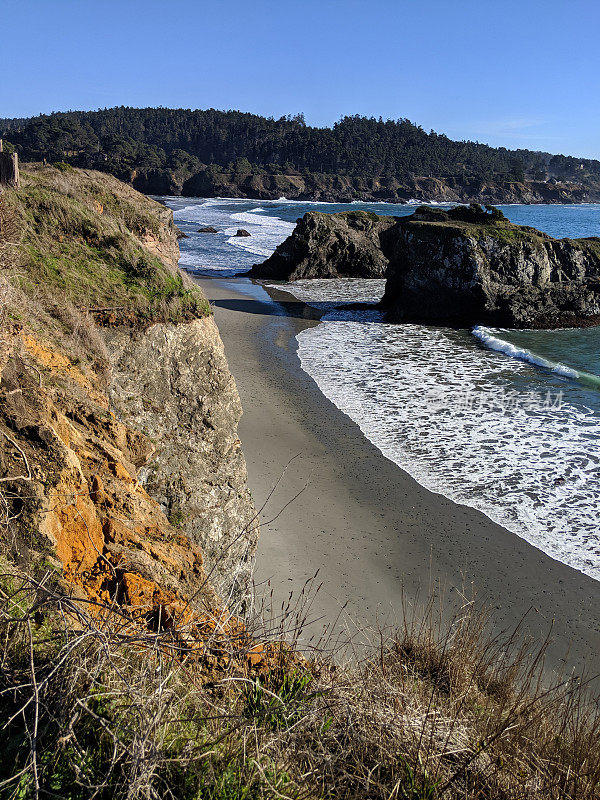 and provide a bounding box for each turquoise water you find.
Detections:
[165,196,600,580]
